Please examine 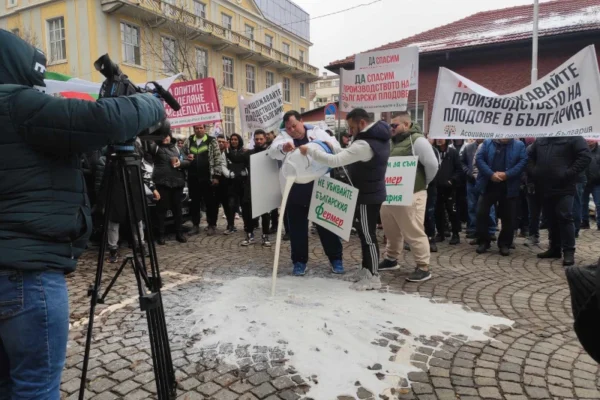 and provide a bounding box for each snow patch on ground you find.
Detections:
[183,277,512,399]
